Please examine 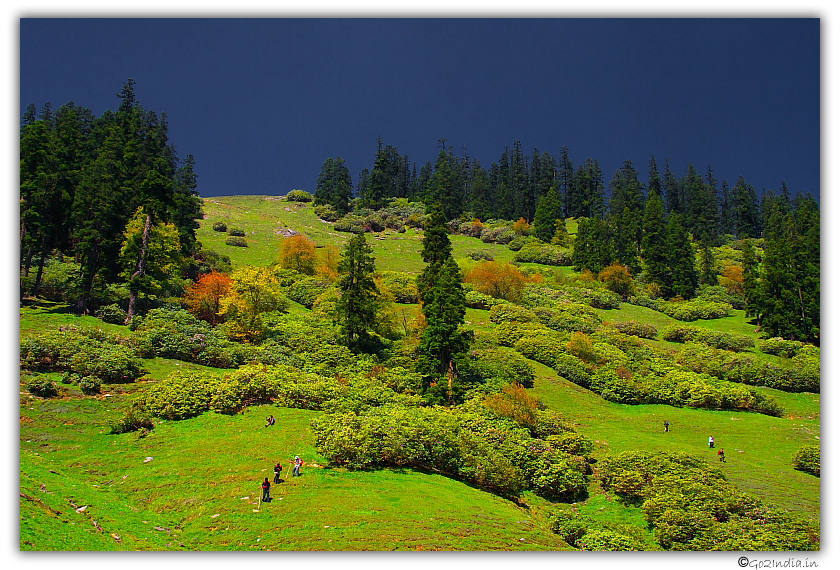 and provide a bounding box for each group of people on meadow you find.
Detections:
[260,415,304,503]
[664,420,725,462]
